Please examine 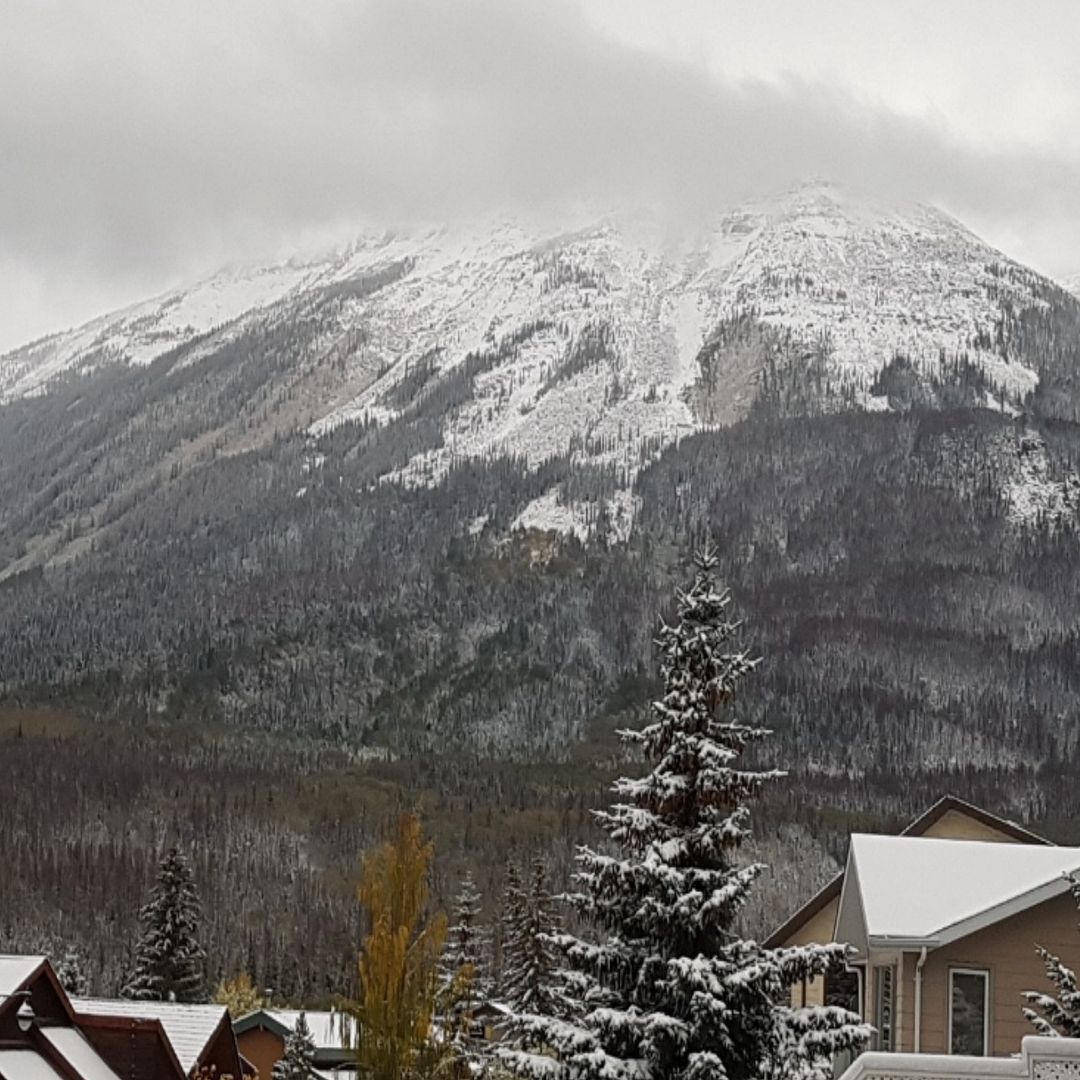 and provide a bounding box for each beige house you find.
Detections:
[767,797,1080,1059]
